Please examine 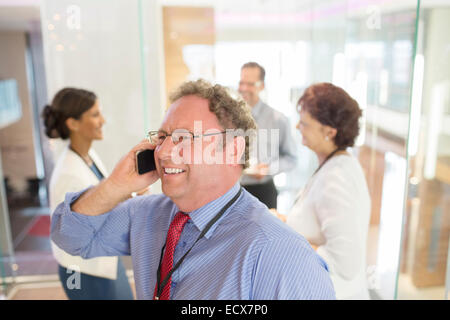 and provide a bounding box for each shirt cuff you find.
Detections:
[63,186,111,232]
